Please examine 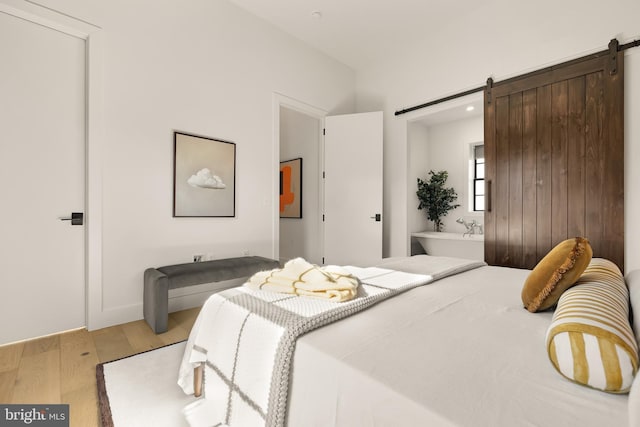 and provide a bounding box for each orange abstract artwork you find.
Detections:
[279,158,302,218]
[280,165,294,212]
